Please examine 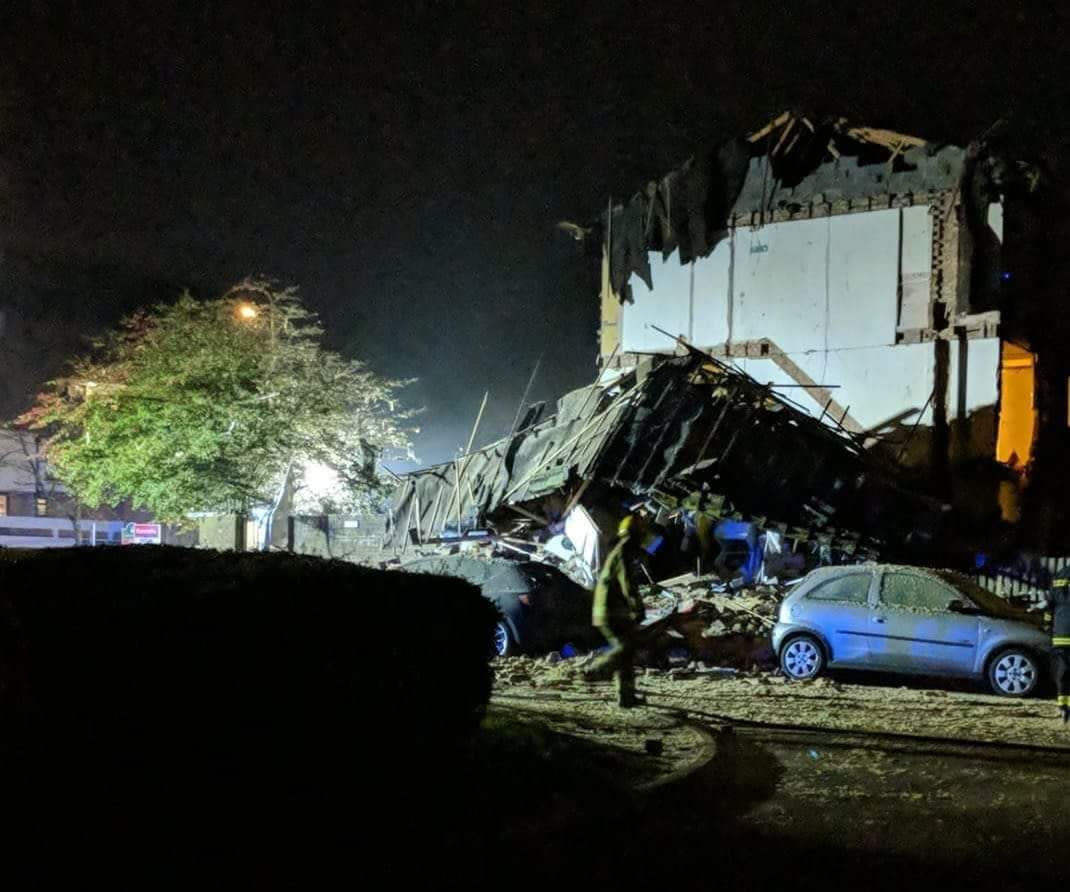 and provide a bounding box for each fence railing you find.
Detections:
[972,555,1070,604]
